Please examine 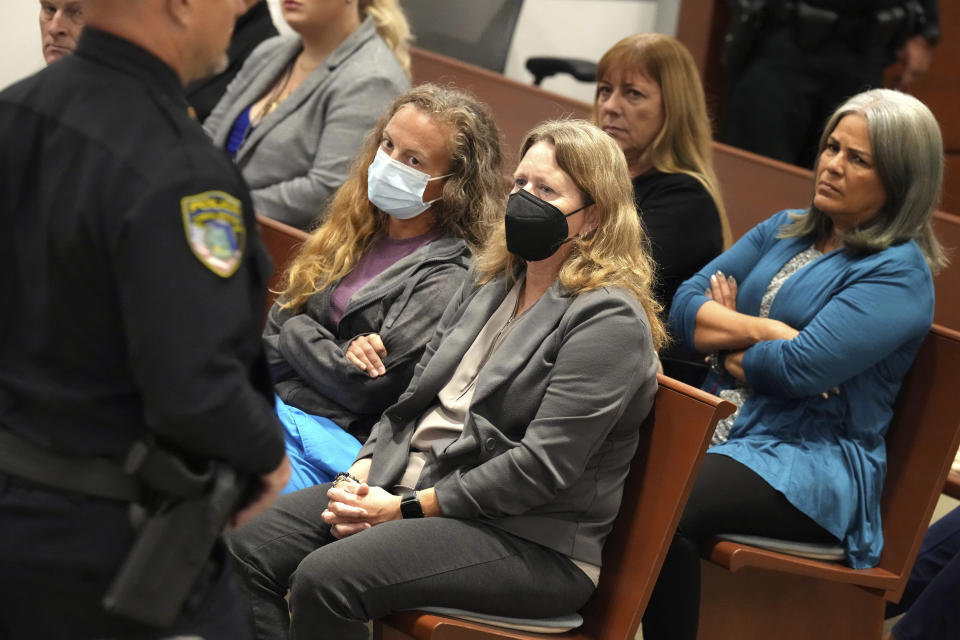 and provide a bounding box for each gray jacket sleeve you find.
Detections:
[433,291,655,518]
[248,73,408,228]
[276,262,469,415]
[263,300,315,383]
